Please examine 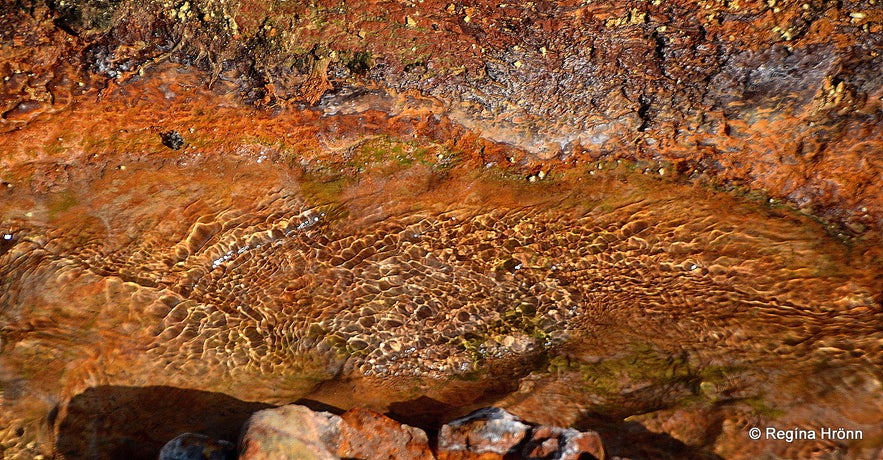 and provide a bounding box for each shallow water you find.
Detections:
[1,148,880,458]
